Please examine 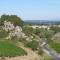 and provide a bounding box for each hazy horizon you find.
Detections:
[0,0,60,20]
[24,19,60,21]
